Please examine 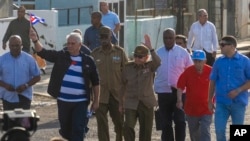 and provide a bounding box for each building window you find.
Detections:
[13,0,35,9]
